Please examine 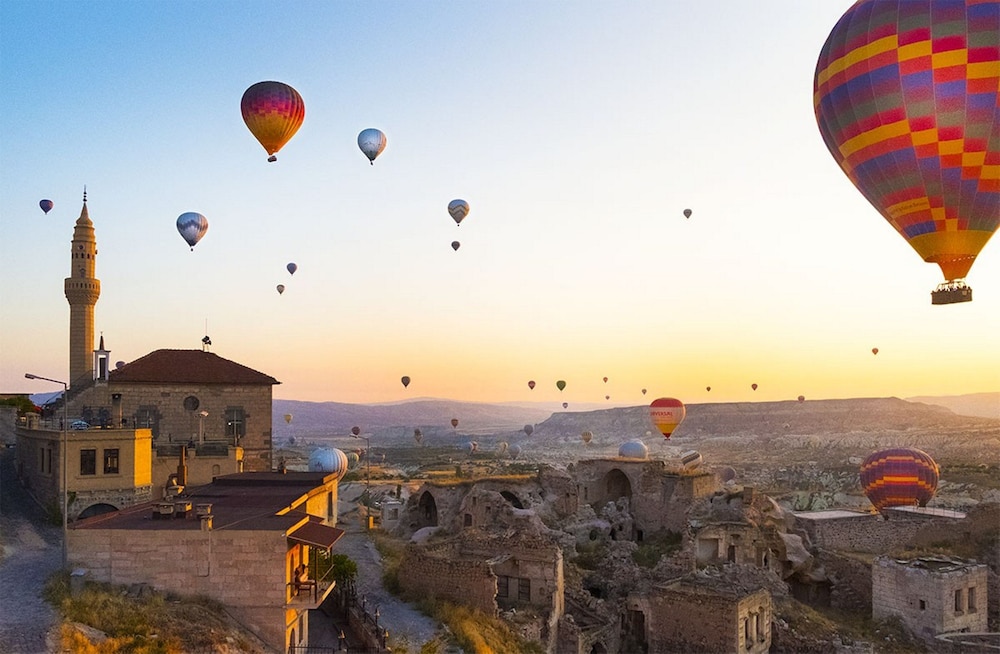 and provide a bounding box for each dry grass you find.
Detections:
[420,600,544,654]
[44,572,265,654]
